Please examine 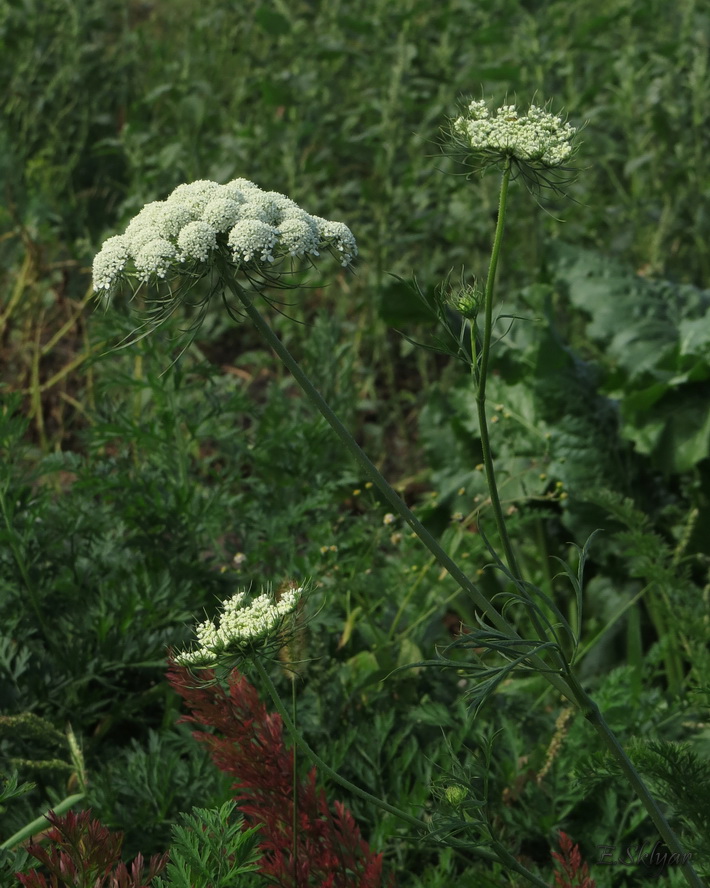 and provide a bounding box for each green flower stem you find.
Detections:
[472,162,563,666]
[222,266,700,887]
[0,793,84,850]
[253,658,422,829]
[470,167,701,888]
[253,659,548,888]
[472,161,522,584]
[220,266,572,702]
[563,672,704,888]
